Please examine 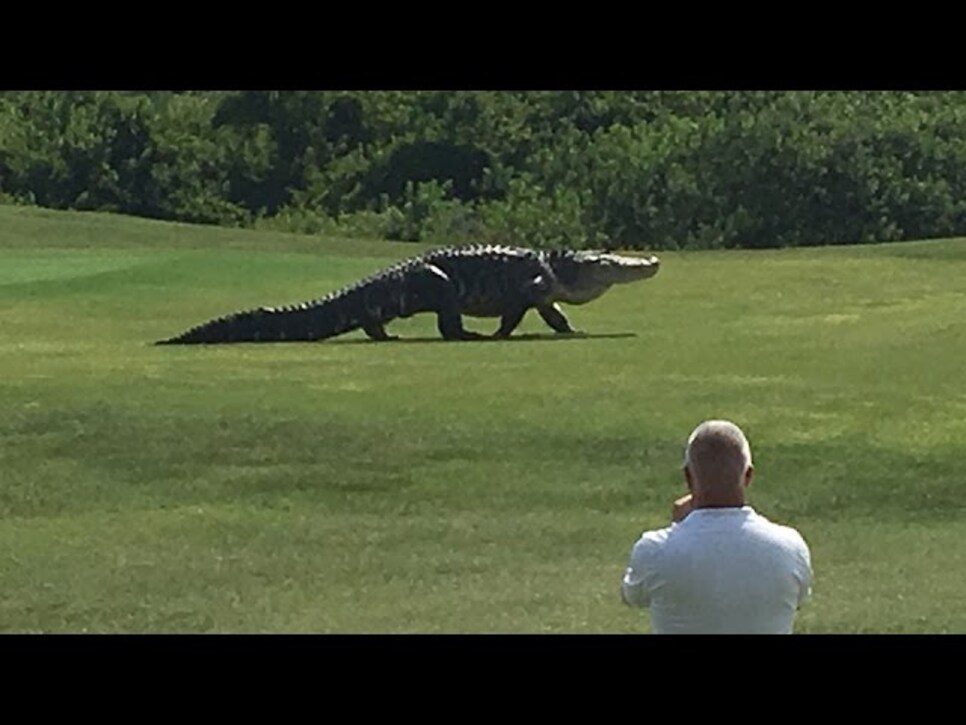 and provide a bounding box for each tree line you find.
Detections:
[2,90,965,250]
